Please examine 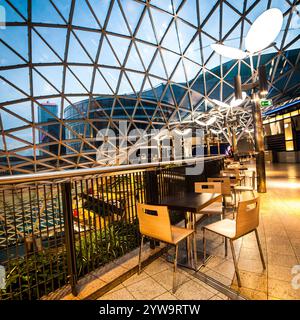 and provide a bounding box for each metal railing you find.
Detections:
[0,156,224,300]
